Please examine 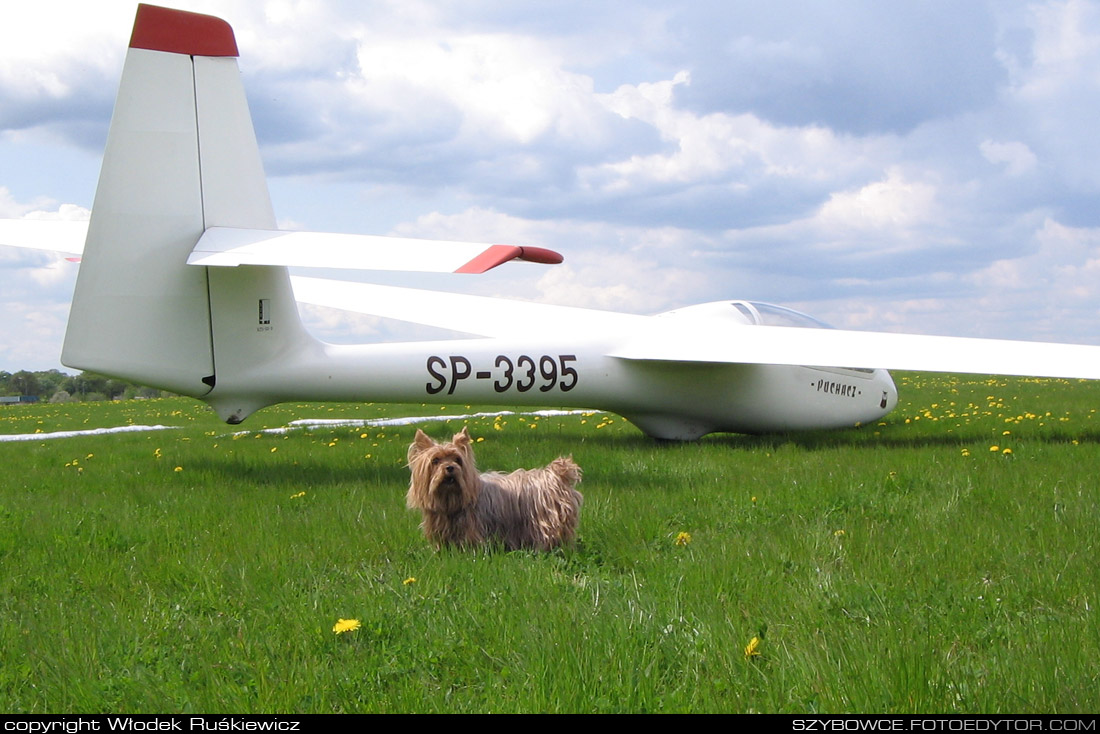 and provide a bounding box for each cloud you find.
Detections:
[663,1,1005,134]
[993,0,1100,198]
[980,140,1038,176]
